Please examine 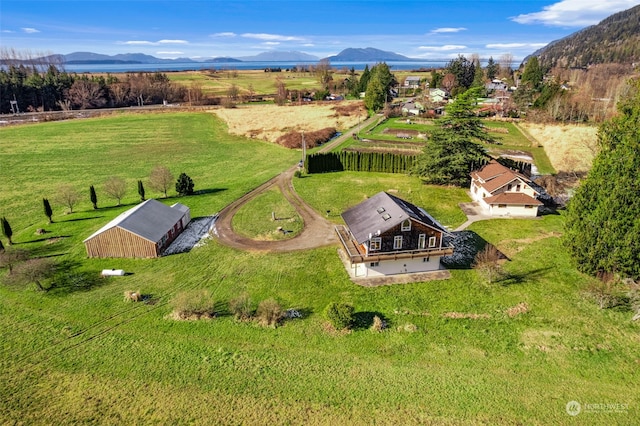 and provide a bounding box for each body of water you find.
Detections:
[61,61,453,73]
